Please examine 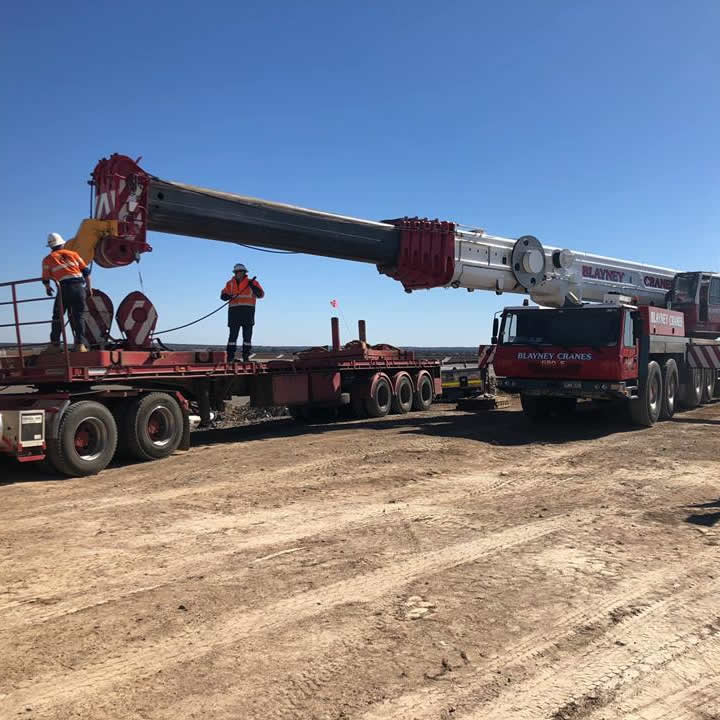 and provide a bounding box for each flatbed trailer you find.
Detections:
[0,280,440,477]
